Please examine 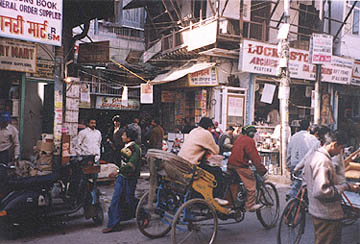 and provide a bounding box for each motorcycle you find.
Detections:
[0,155,104,239]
